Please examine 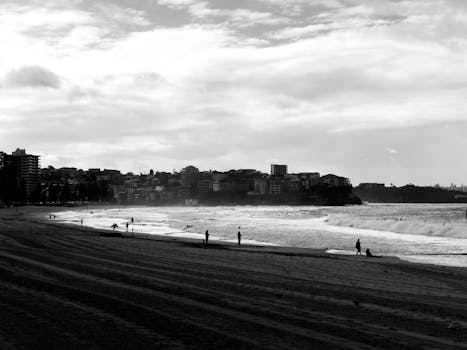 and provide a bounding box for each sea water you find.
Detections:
[53,203,467,268]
